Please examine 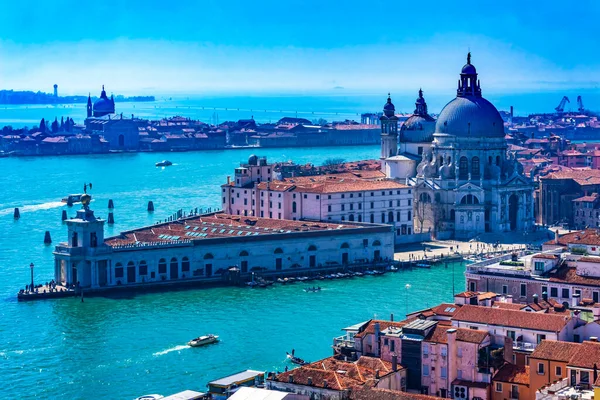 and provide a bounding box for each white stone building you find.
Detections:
[404,54,534,239]
[222,160,416,244]
[53,202,394,290]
